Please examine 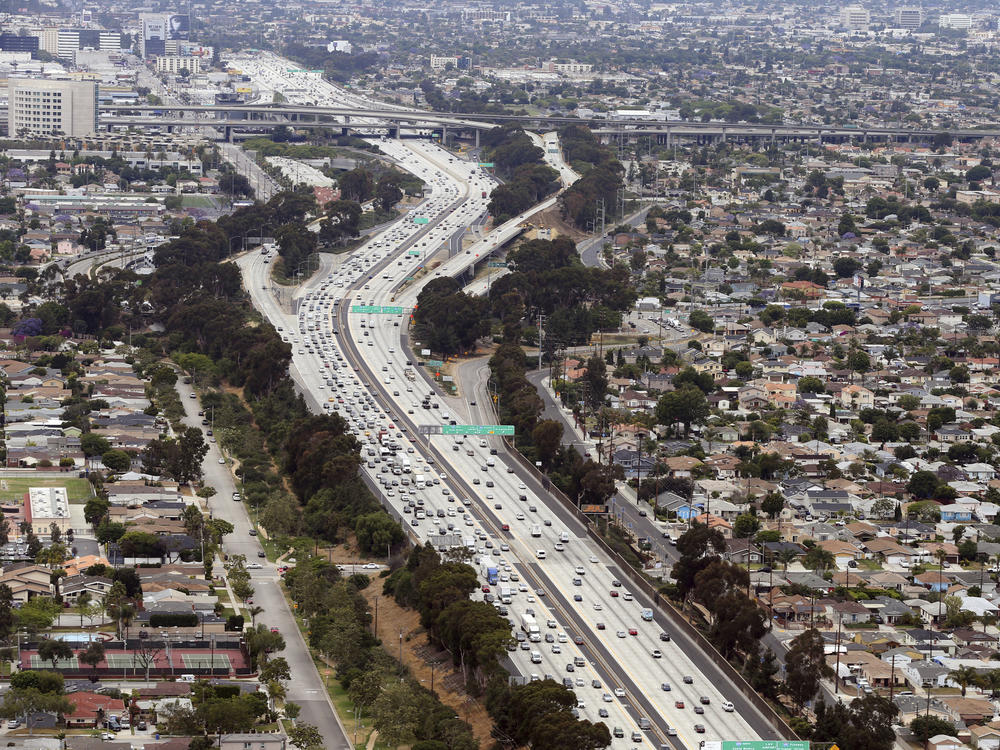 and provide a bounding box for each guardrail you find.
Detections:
[500,436,799,740]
